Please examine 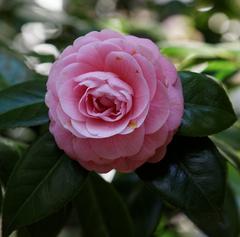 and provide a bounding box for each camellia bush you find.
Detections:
[0,26,239,237]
